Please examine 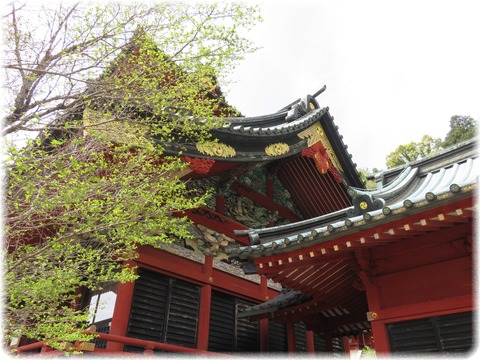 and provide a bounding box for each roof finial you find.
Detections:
[312,85,327,98]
